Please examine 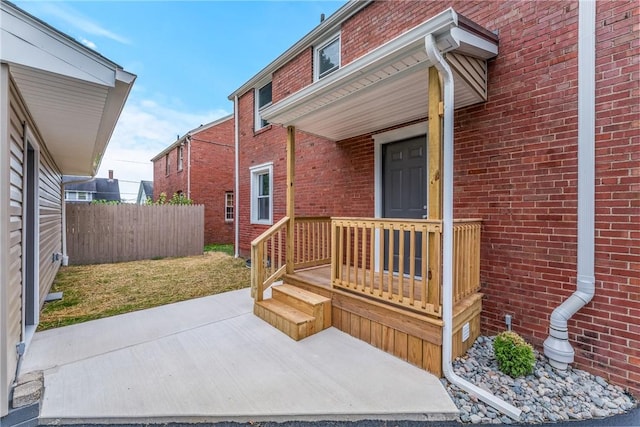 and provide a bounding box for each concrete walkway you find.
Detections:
[22,288,458,425]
